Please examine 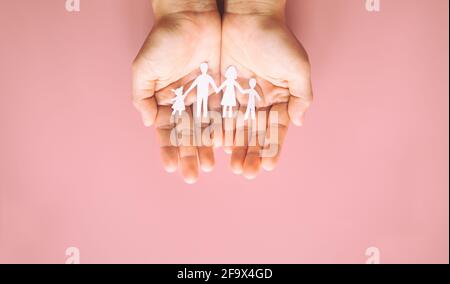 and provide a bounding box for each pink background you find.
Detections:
[0,0,448,264]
